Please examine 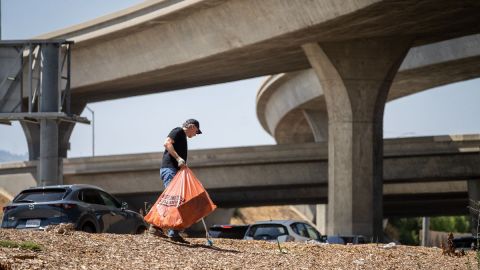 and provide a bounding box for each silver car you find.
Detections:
[244,220,324,243]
